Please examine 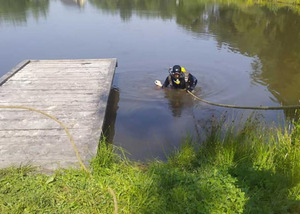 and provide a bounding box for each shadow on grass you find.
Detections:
[228,164,300,214]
